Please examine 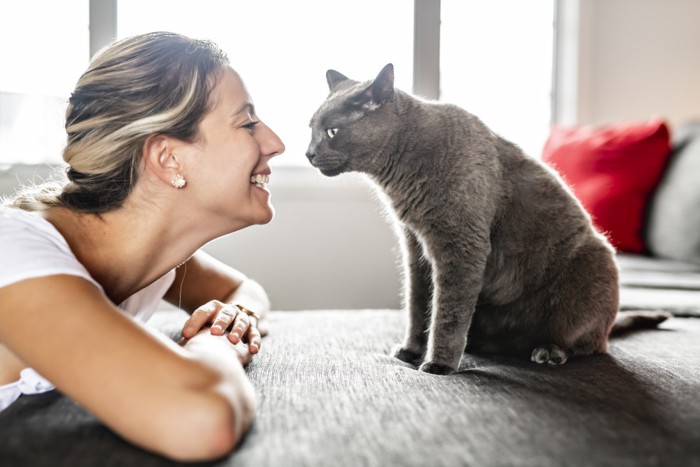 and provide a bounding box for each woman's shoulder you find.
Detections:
[0,205,98,289]
[1,204,59,235]
[0,205,71,253]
